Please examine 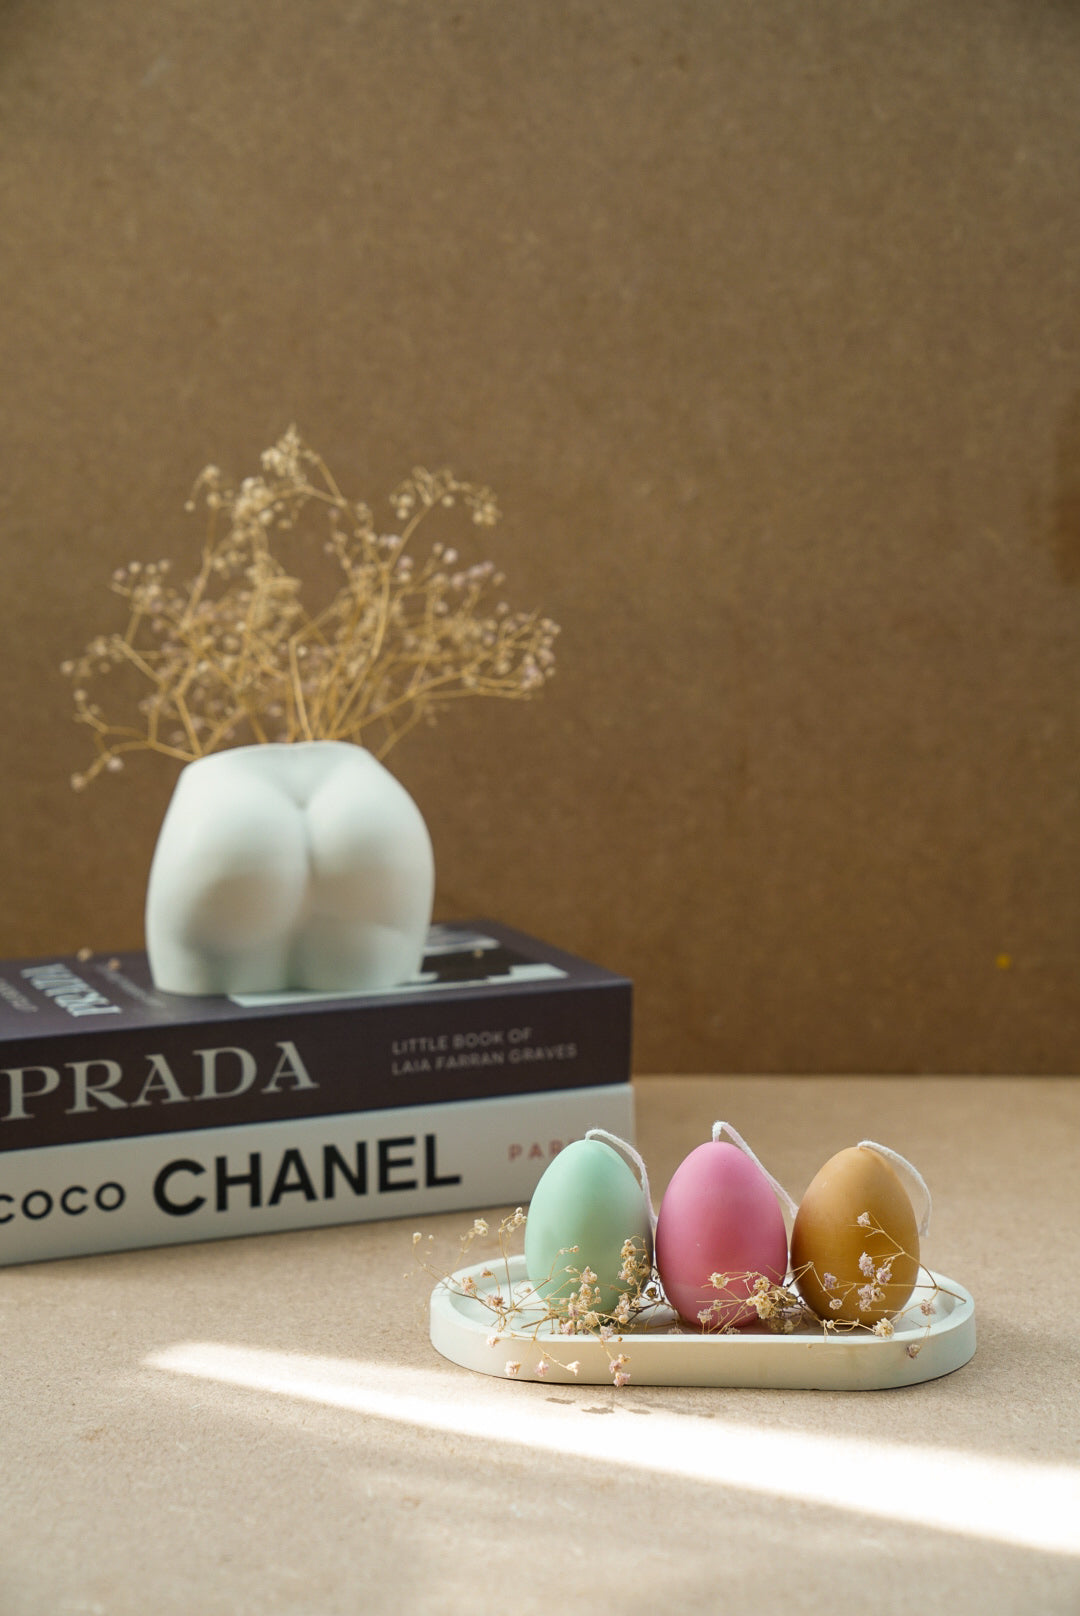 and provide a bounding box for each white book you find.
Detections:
[0,1082,634,1266]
